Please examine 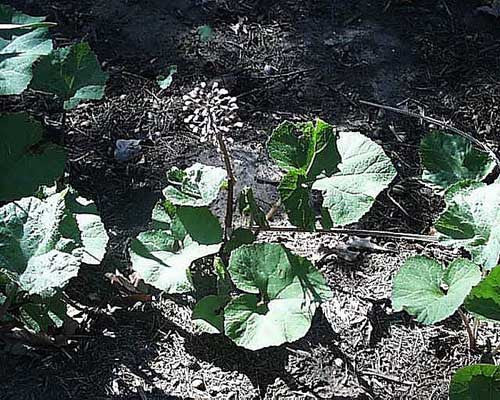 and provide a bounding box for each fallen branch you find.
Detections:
[359,99,500,168]
[252,225,439,242]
